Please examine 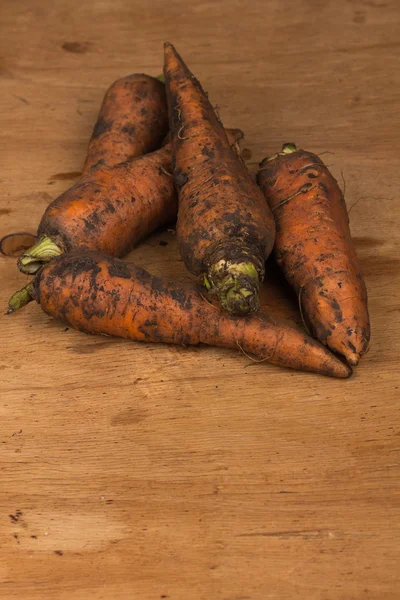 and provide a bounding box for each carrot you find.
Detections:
[8,251,351,379]
[17,144,176,274]
[17,128,243,276]
[83,74,168,172]
[163,43,275,316]
[257,143,370,366]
